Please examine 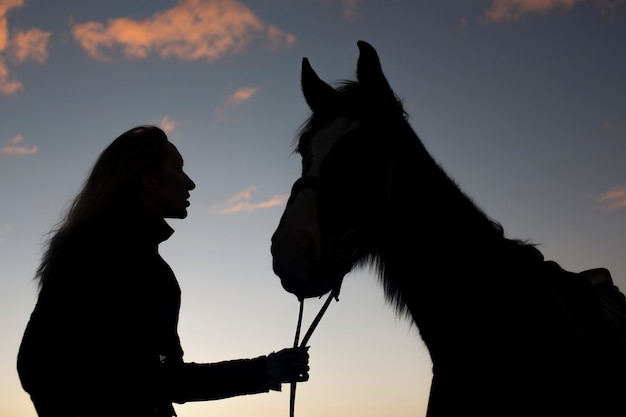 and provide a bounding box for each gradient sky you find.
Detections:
[1,1,625,416]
